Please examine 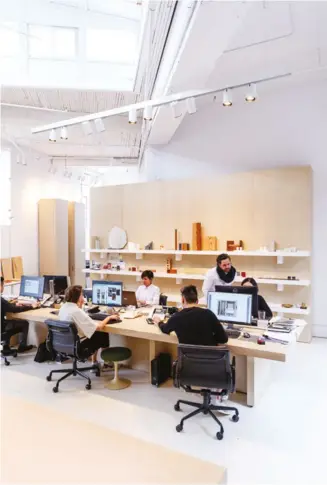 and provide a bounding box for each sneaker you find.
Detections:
[17,344,34,353]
